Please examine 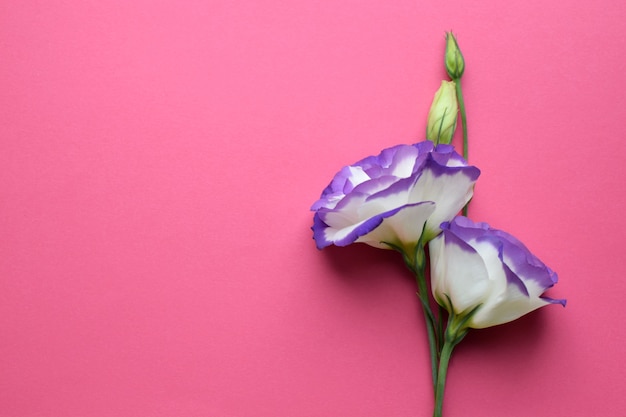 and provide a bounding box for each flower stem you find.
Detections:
[433,336,455,417]
[396,240,440,391]
[454,78,469,217]
[433,313,470,417]
[454,78,468,162]
[414,257,440,390]
[388,238,441,394]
